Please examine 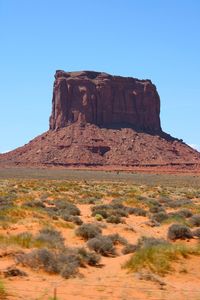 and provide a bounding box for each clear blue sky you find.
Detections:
[0,0,200,153]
